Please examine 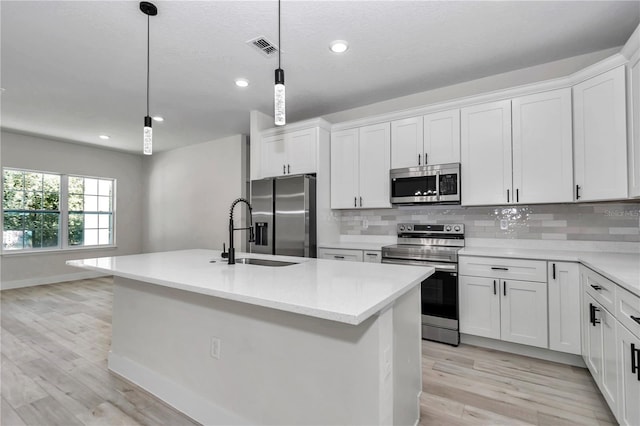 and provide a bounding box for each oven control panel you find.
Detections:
[397,223,464,235]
